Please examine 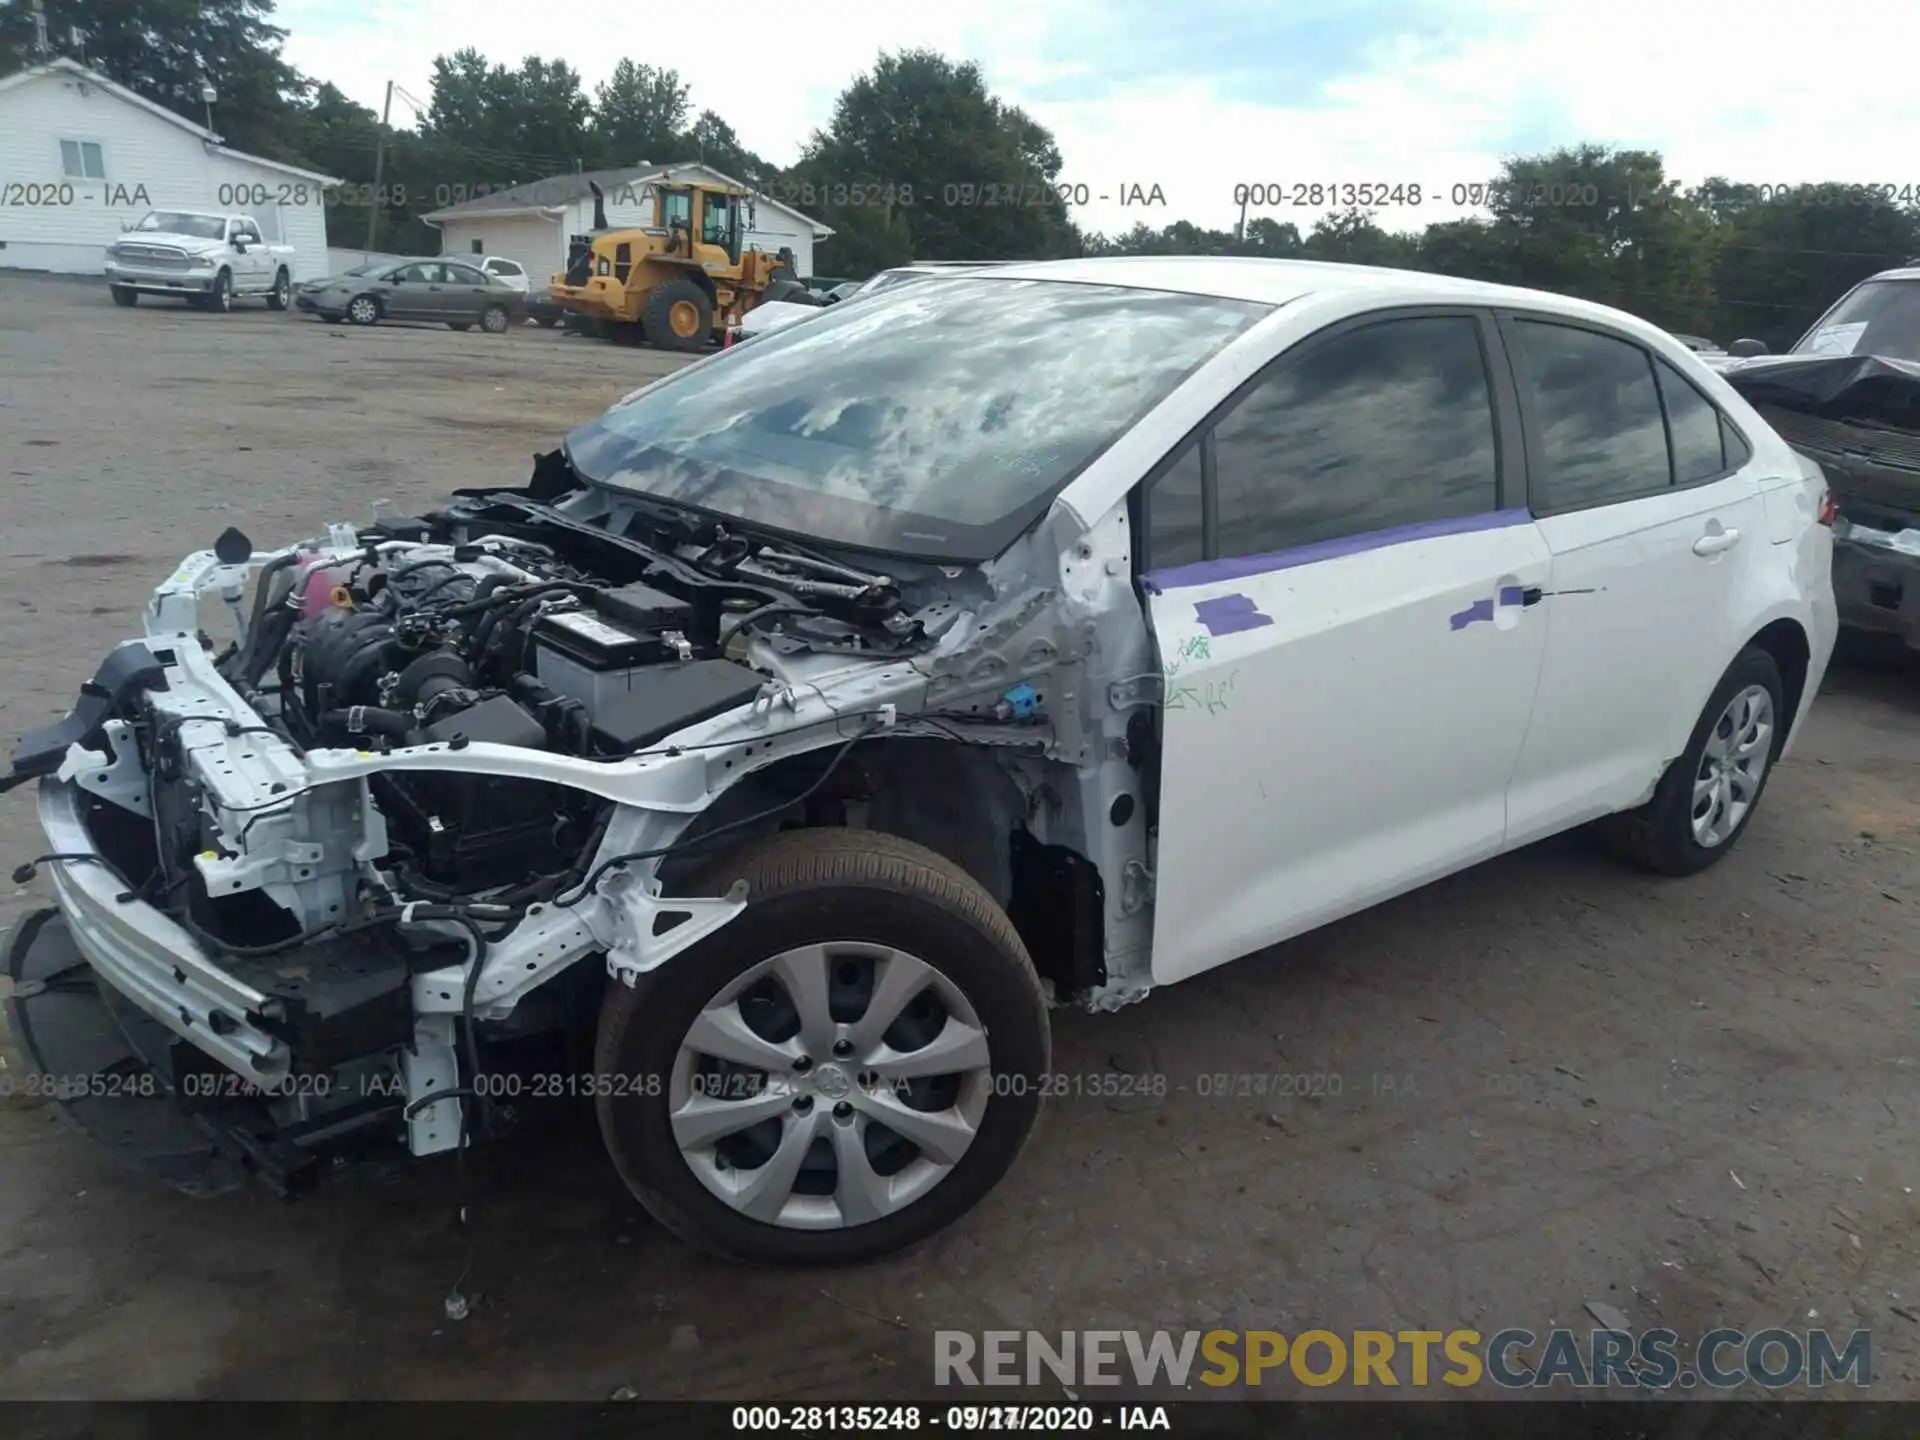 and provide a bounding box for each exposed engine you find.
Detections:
[176,470,965,915]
